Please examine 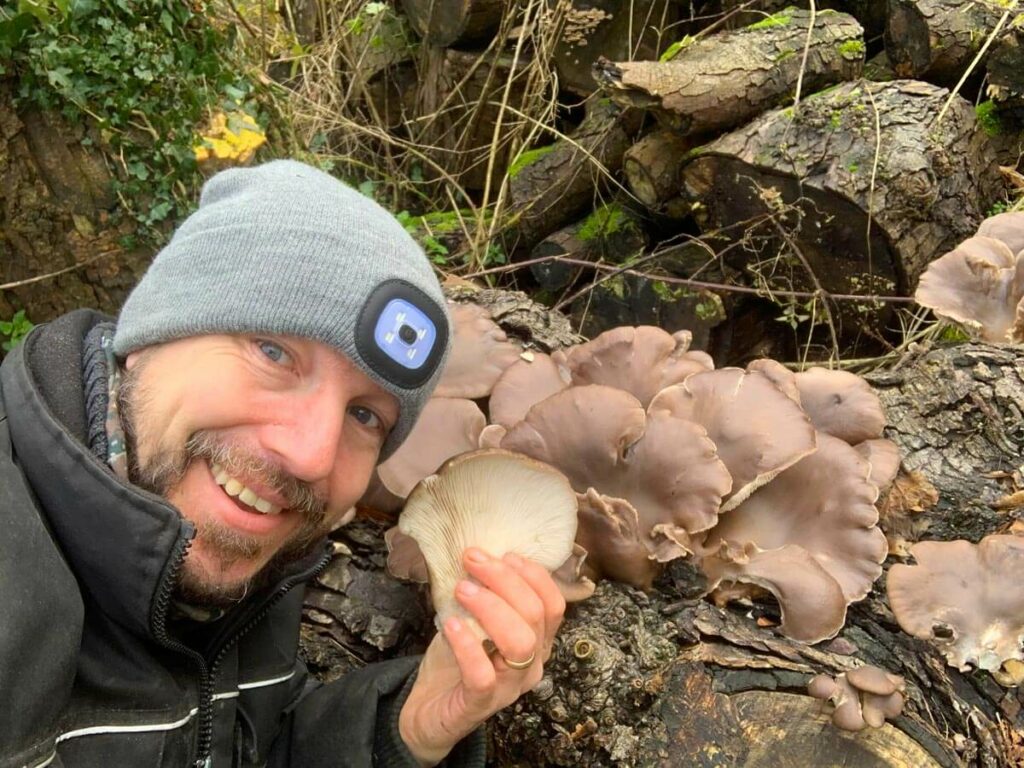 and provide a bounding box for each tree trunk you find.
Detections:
[594,9,865,138]
[399,0,504,47]
[885,0,1006,86]
[0,84,152,325]
[622,129,694,217]
[551,0,678,97]
[677,80,1003,321]
[504,100,641,252]
[987,27,1024,109]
